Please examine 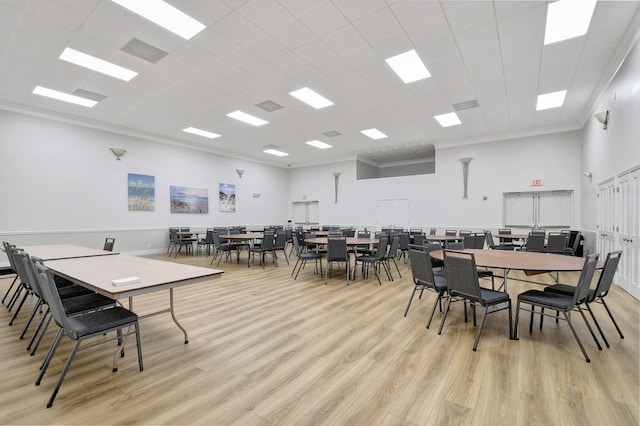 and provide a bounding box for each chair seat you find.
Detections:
[479,288,510,305]
[62,293,116,315]
[58,285,94,298]
[419,274,447,292]
[66,307,138,338]
[518,289,573,310]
